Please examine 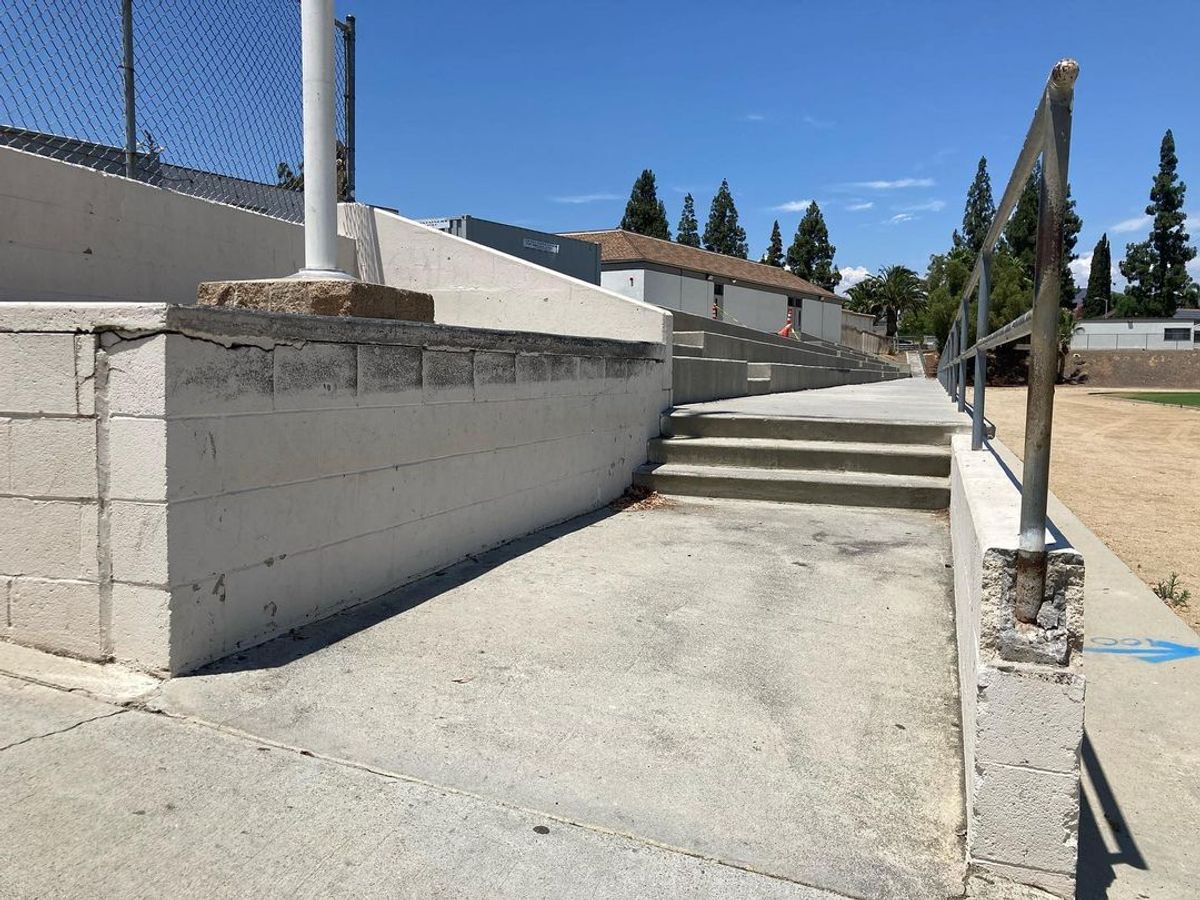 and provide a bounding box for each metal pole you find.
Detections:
[343,15,356,202]
[1014,59,1077,624]
[121,0,136,179]
[972,252,992,450]
[296,0,350,278]
[957,296,968,412]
